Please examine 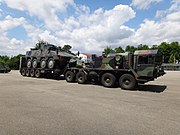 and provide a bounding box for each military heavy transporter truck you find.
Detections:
[64,50,165,90]
[19,43,74,78]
